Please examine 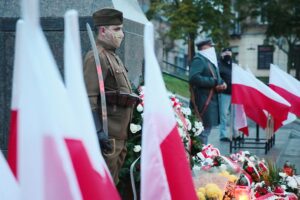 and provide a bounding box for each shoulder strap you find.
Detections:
[189,85,202,122]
